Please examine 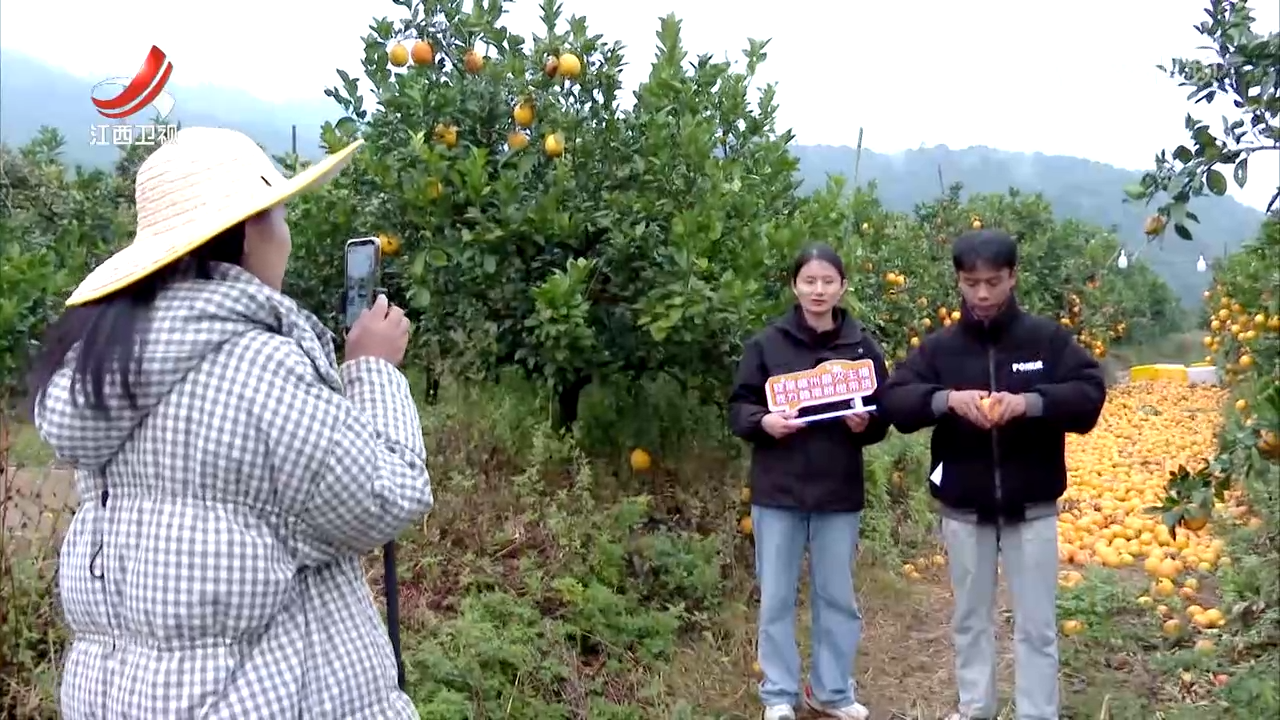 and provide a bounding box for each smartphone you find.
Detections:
[343,237,382,329]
